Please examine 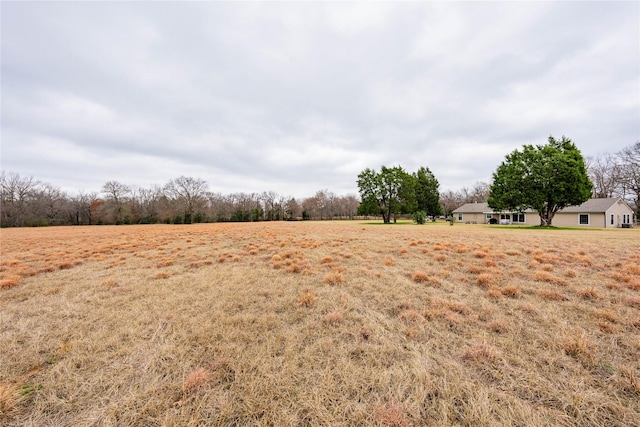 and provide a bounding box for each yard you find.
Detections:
[1,222,639,426]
